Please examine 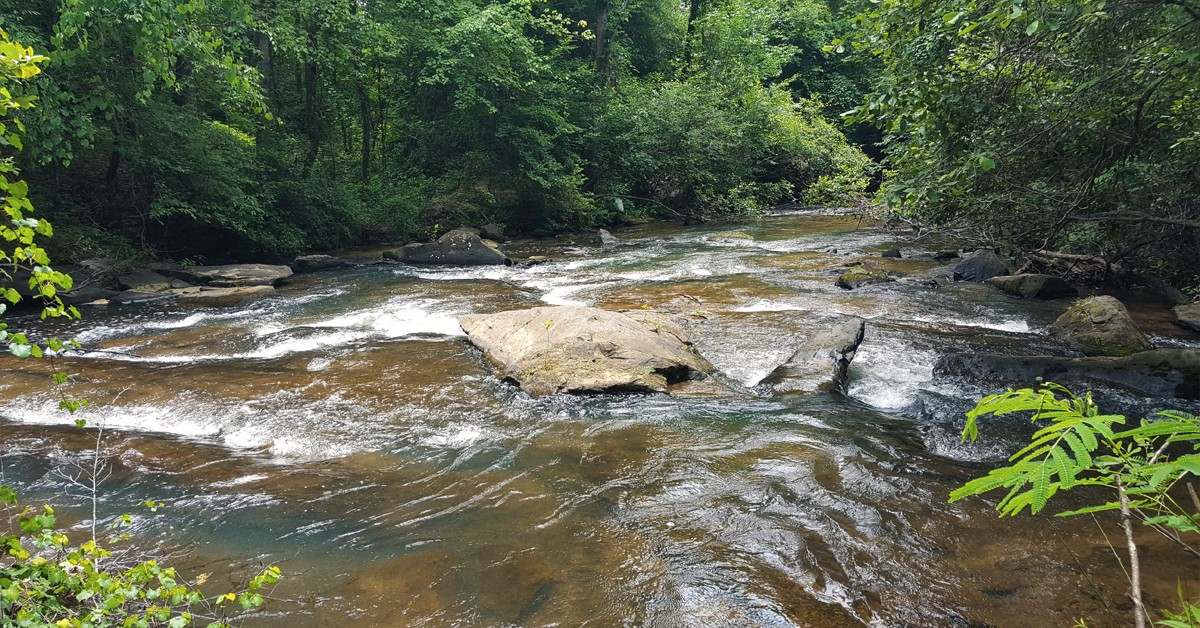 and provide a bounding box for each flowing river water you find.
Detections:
[3,211,1200,626]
